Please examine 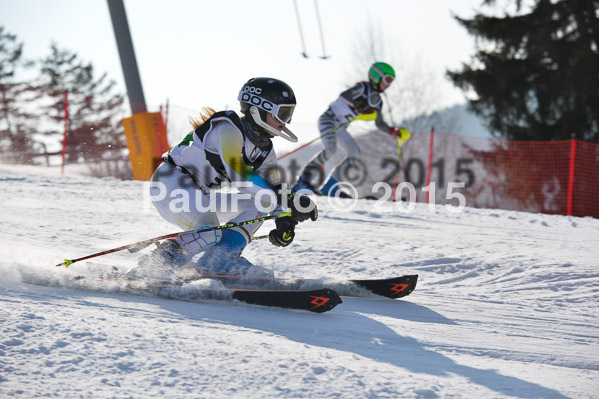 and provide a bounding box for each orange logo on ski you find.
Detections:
[309,296,331,309]
[390,283,408,295]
